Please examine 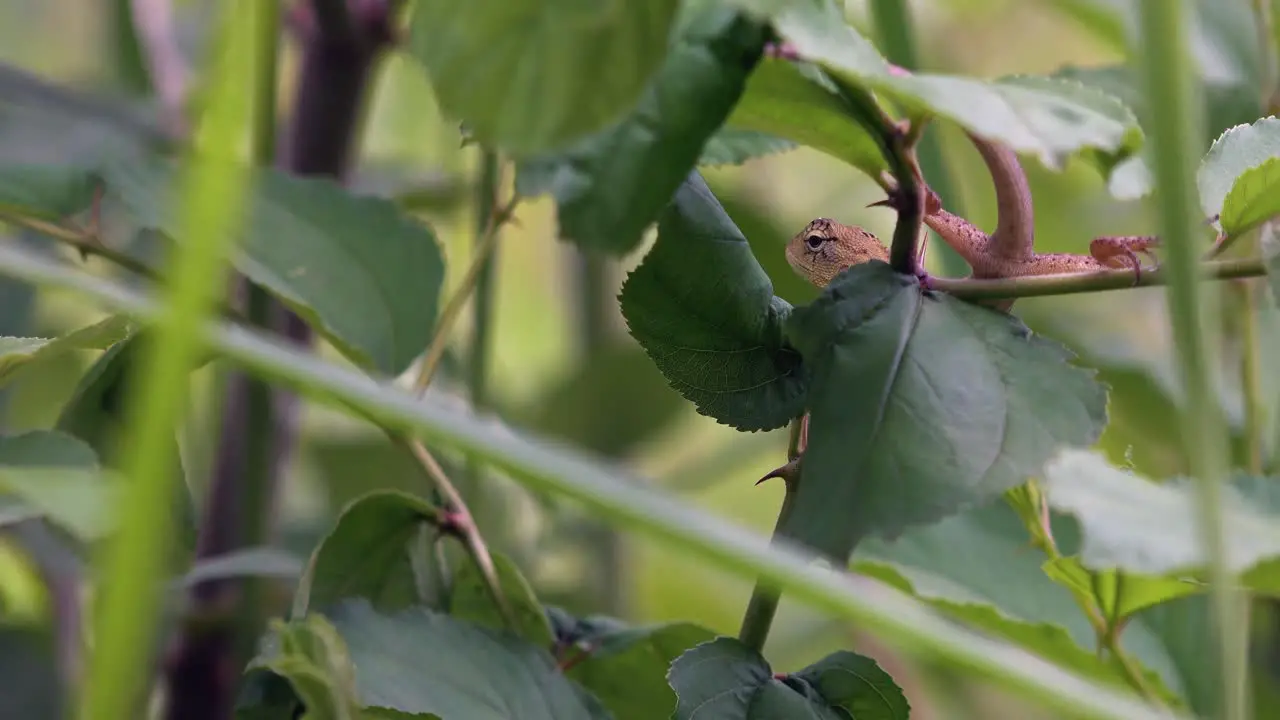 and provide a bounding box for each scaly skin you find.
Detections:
[785,133,1160,307]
